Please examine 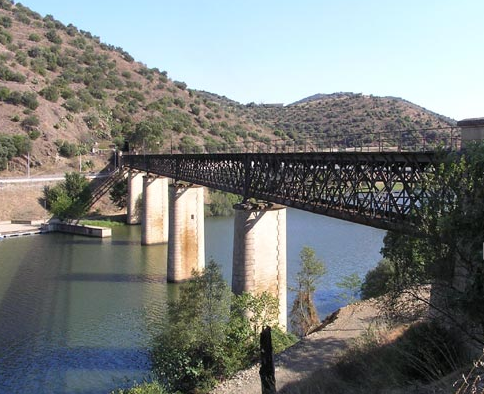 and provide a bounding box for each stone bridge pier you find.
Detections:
[127,170,143,225]
[141,175,169,245]
[232,203,287,329]
[167,183,205,282]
